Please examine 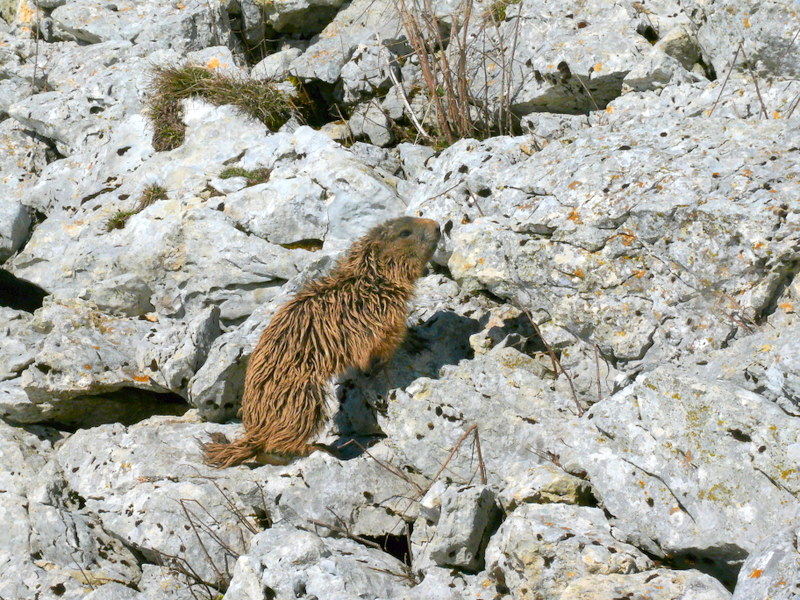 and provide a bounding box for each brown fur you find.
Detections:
[202,217,441,468]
